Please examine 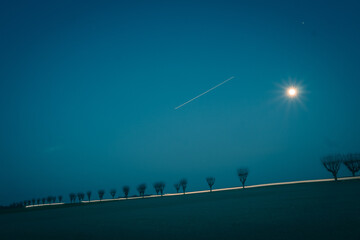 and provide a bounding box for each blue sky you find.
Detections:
[1,0,360,205]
